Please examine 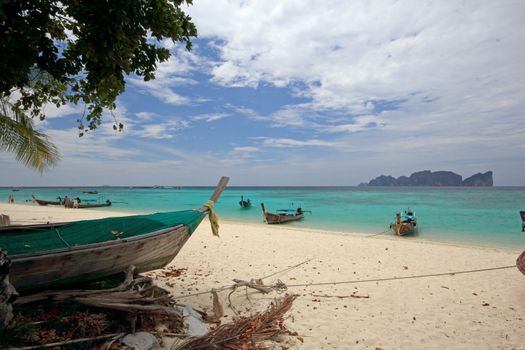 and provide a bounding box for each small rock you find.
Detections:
[121,332,158,350]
